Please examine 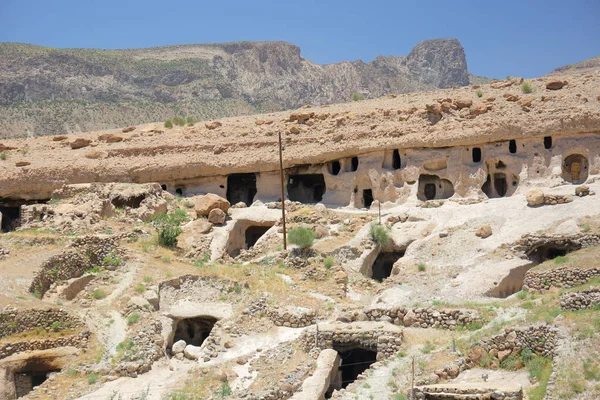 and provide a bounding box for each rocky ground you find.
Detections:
[0,175,598,400]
